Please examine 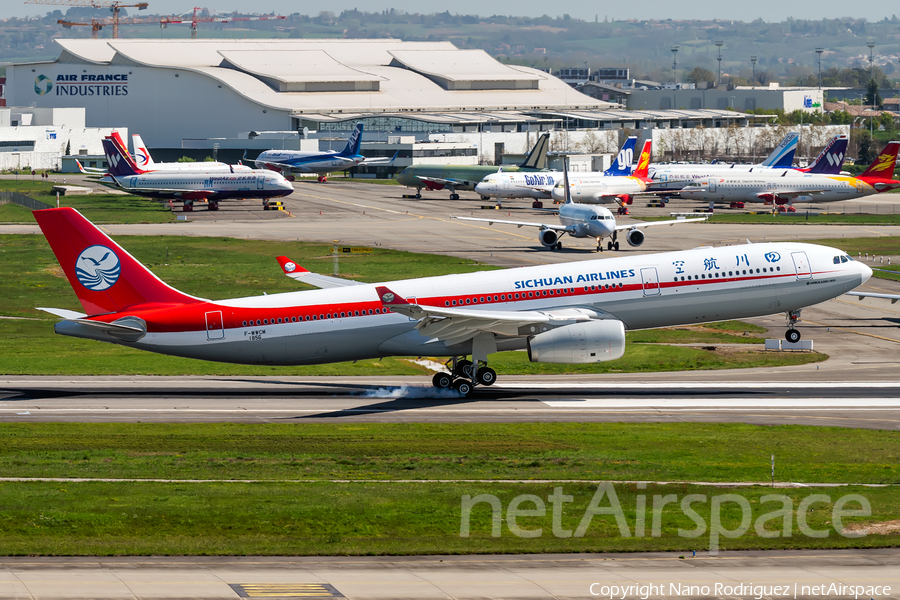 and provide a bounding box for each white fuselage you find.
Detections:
[475,172,562,199]
[648,164,785,192]
[79,242,869,366]
[557,203,617,239]
[255,150,359,174]
[551,175,647,204]
[678,173,876,204]
[100,170,294,200]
